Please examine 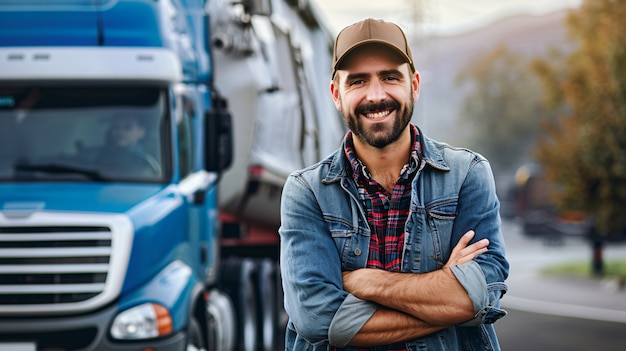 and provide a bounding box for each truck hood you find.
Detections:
[0,183,167,215]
